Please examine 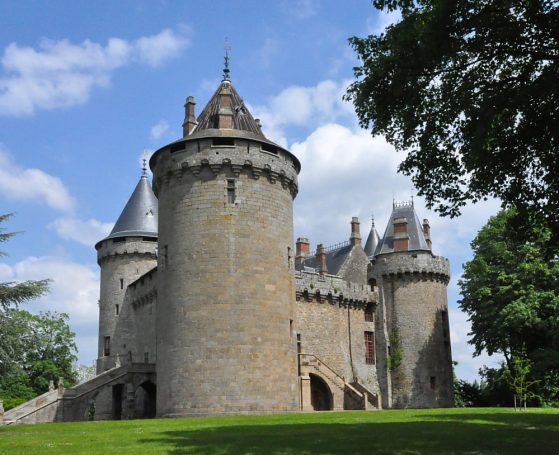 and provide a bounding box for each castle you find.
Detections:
[1,68,453,424]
